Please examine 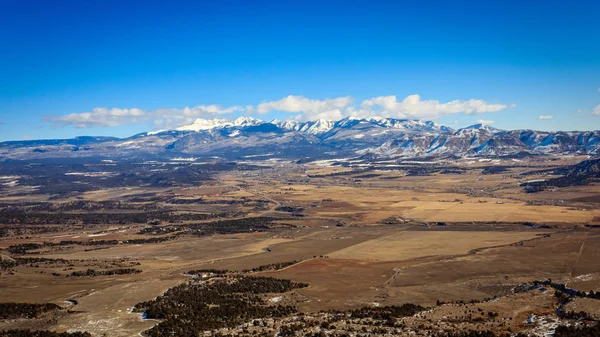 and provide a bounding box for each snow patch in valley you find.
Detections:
[575,273,597,281]
[523,179,546,184]
[87,233,108,237]
[0,176,20,187]
[65,172,118,178]
[243,153,274,158]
